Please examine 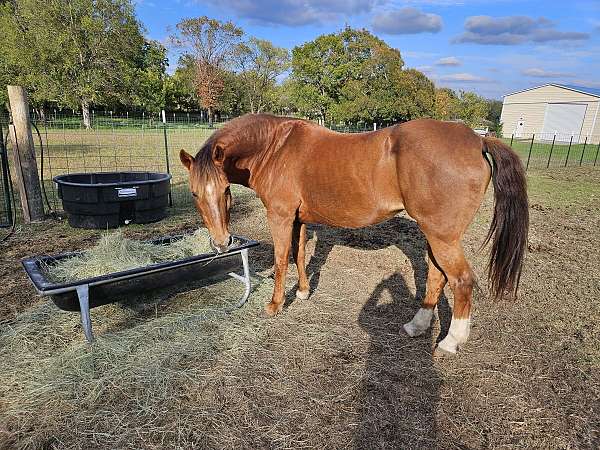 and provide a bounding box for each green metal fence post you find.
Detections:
[510,134,514,146]
[526,134,534,170]
[564,135,573,167]
[161,110,173,207]
[594,141,600,166]
[546,134,556,168]
[579,136,588,166]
